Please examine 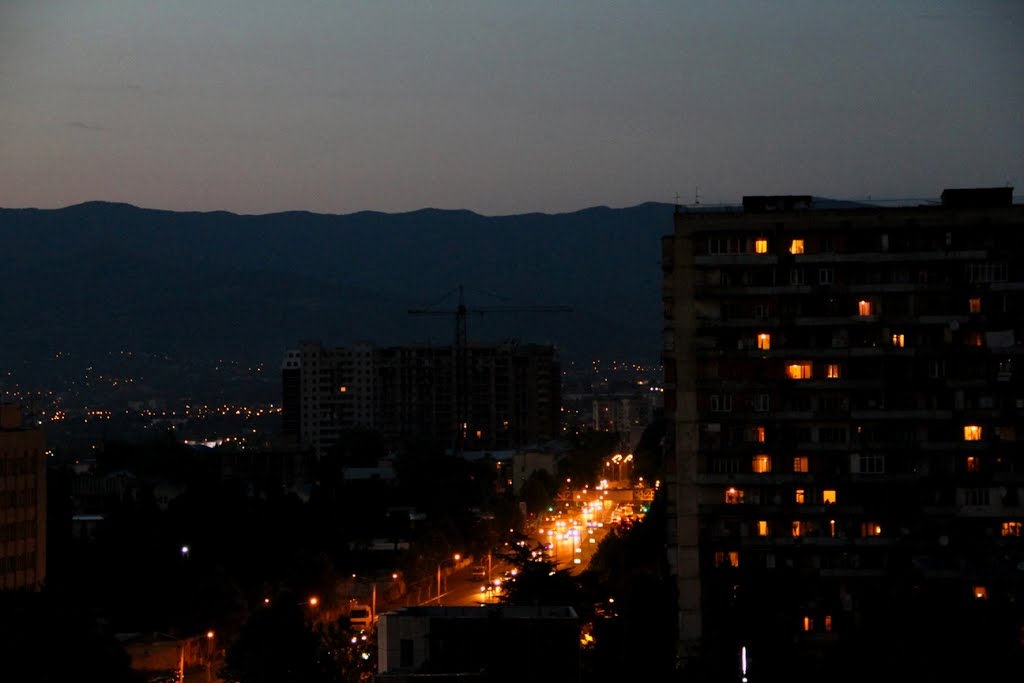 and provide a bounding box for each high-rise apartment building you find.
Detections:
[0,404,47,590]
[662,188,1023,674]
[283,341,560,458]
